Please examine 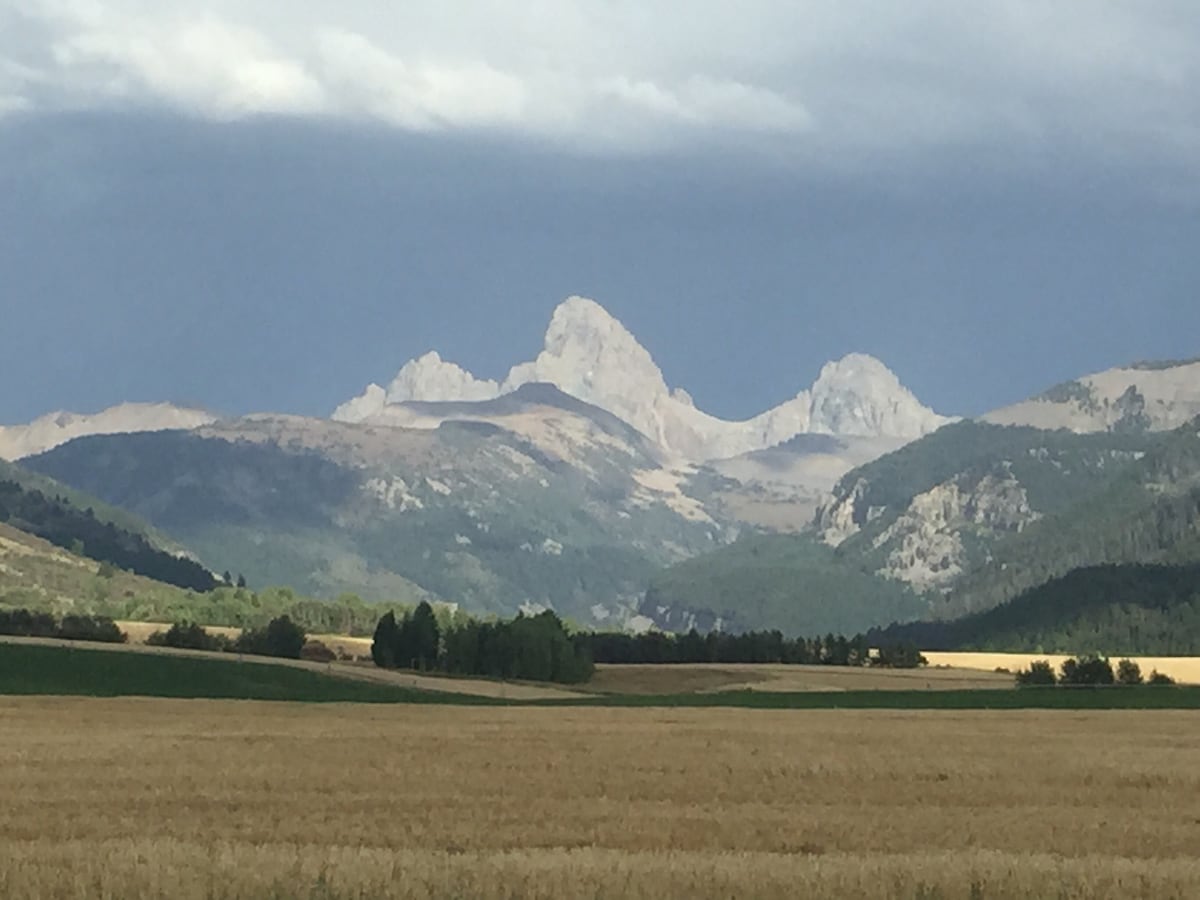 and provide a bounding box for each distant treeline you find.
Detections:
[372,603,595,684]
[1015,655,1175,688]
[578,629,926,668]
[0,608,316,660]
[0,609,125,644]
[369,607,927,684]
[148,616,308,660]
[873,563,1200,656]
[0,481,217,592]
